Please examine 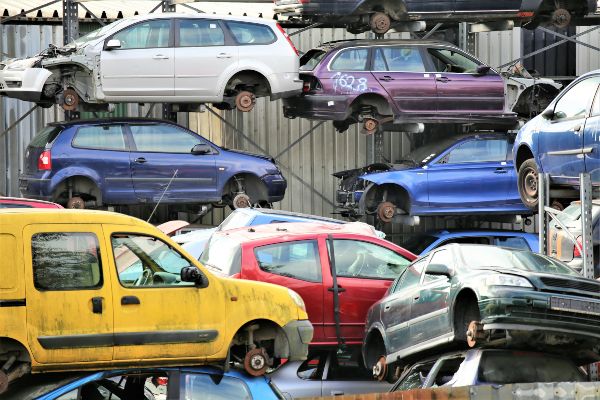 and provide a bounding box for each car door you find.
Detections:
[426,47,504,114]
[426,137,513,208]
[248,239,325,342]
[538,76,600,181]
[107,229,225,361]
[322,350,392,396]
[410,249,453,344]
[100,18,174,98]
[70,124,134,204]
[404,0,455,12]
[584,80,600,183]
[175,18,238,99]
[324,237,412,345]
[453,0,520,12]
[382,258,428,354]
[321,47,376,102]
[24,226,113,364]
[127,123,218,203]
[370,46,437,114]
